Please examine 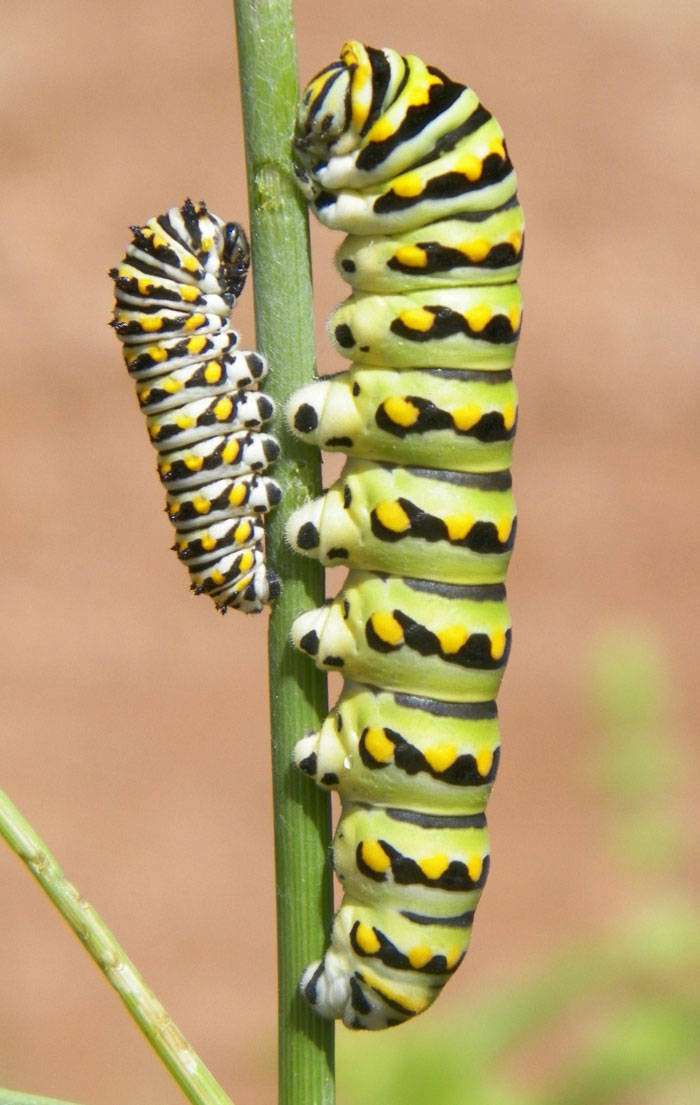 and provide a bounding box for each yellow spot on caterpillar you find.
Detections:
[369,611,404,647]
[204,362,222,384]
[162,376,182,394]
[358,971,430,1014]
[180,285,199,302]
[239,550,254,572]
[407,945,434,969]
[185,454,203,472]
[363,726,395,763]
[137,278,153,295]
[148,425,161,440]
[360,840,391,873]
[467,854,484,882]
[490,629,507,661]
[182,255,199,273]
[489,136,506,159]
[424,743,458,773]
[175,414,194,430]
[476,748,494,777]
[392,171,424,198]
[508,230,523,254]
[201,237,212,251]
[437,625,469,654]
[222,439,240,464]
[187,336,207,355]
[445,945,463,969]
[213,397,233,420]
[368,116,395,142]
[137,387,151,404]
[355,923,381,954]
[394,245,428,269]
[464,304,492,332]
[234,520,251,543]
[193,496,211,515]
[147,345,168,363]
[382,396,420,427]
[444,513,475,541]
[152,234,168,249]
[419,853,449,880]
[201,533,217,551]
[158,460,171,478]
[169,499,181,513]
[508,306,521,331]
[496,515,513,543]
[375,500,411,533]
[140,315,163,332]
[502,402,516,431]
[455,153,482,181]
[460,238,491,263]
[233,572,252,593]
[398,306,434,333]
[184,313,206,332]
[210,568,225,585]
[229,483,247,506]
[452,404,482,431]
